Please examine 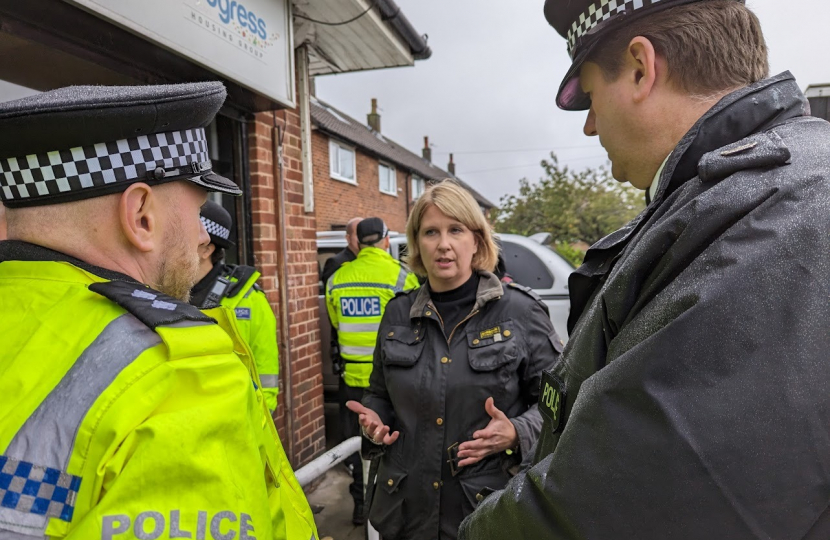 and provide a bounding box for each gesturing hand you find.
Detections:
[346,400,400,446]
[457,397,518,467]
